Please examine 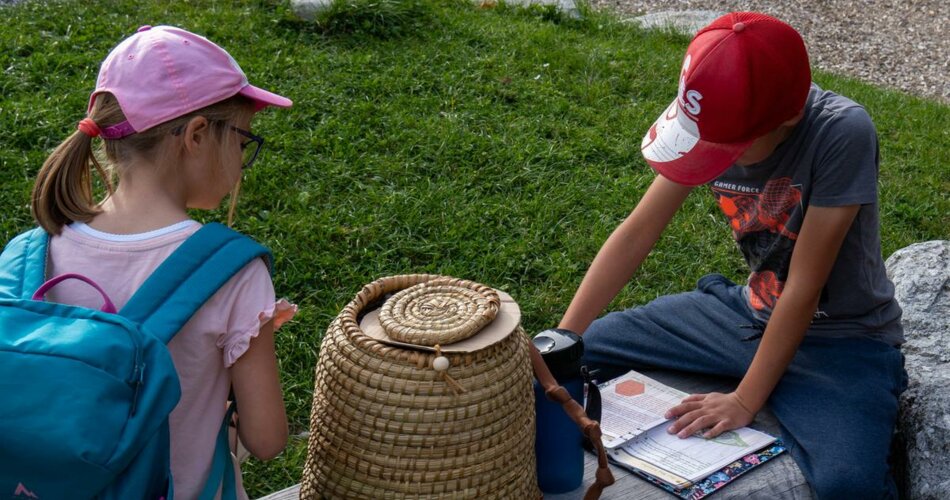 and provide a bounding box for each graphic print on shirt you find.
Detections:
[712,177,803,312]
